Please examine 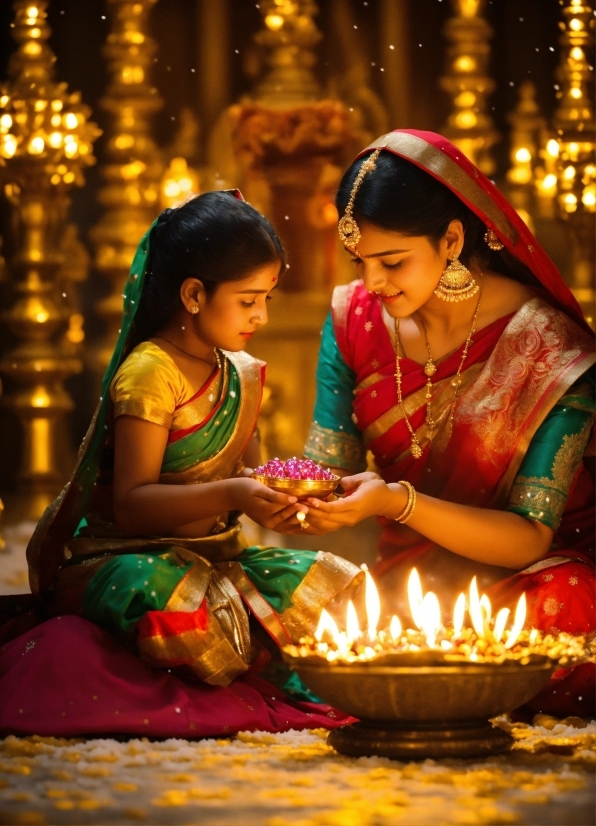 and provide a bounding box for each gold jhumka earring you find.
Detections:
[337,148,382,253]
[484,228,504,251]
[434,256,479,302]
